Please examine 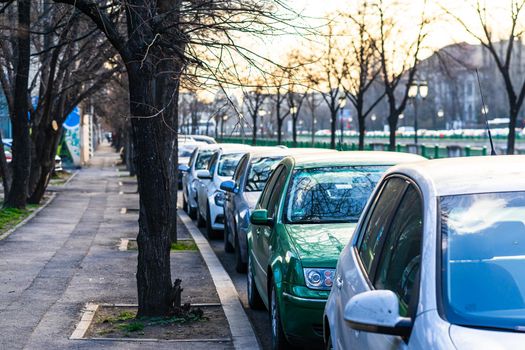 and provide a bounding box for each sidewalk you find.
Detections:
[0,144,234,350]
